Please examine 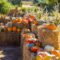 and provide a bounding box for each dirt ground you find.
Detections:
[0,47,20,60]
